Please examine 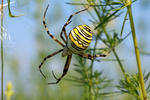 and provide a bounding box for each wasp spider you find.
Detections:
[39,4,108,84]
